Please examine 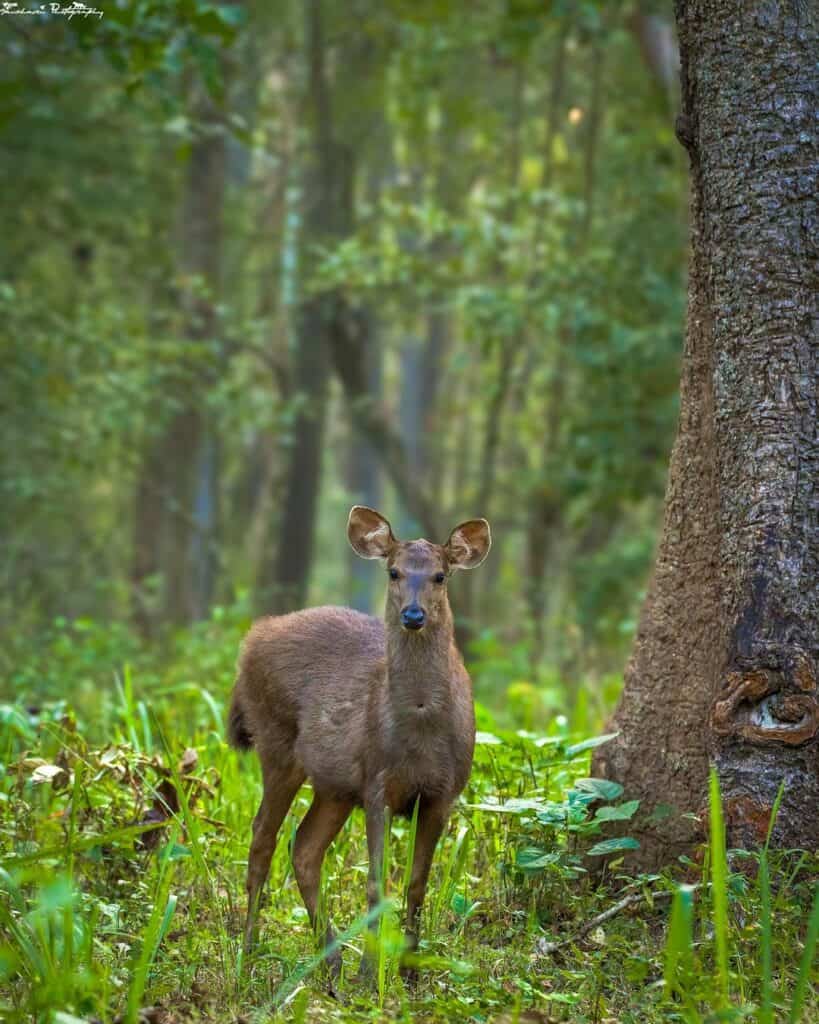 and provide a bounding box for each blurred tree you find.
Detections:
[595,0,818,863]
[255,0,356,613]
[347,326,383,613]
[1,0,689,697]
[133,84,227,627]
